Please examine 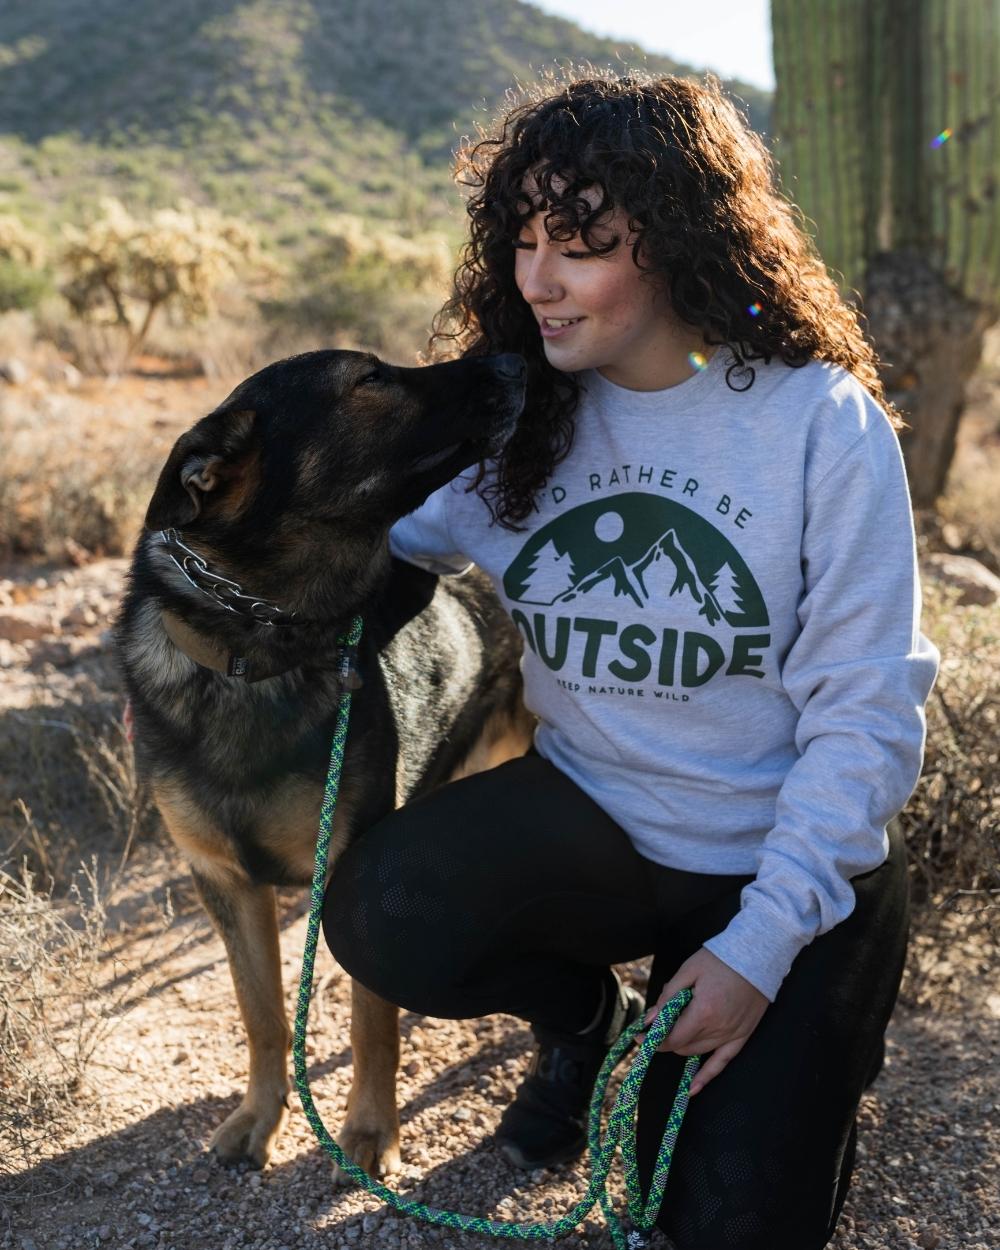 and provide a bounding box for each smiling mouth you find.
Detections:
[542,316,584,328]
